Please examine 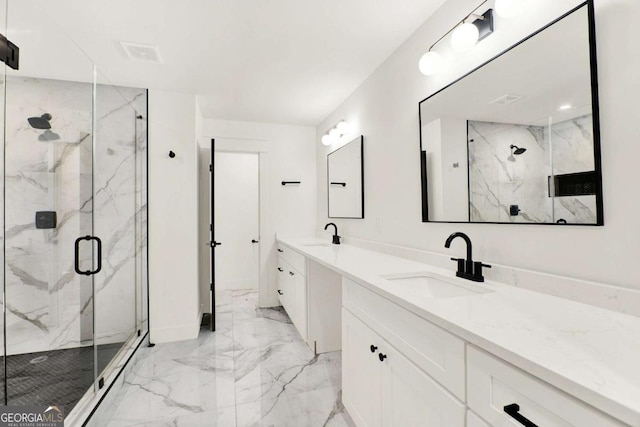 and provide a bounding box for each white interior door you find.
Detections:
[214,151,260,290]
